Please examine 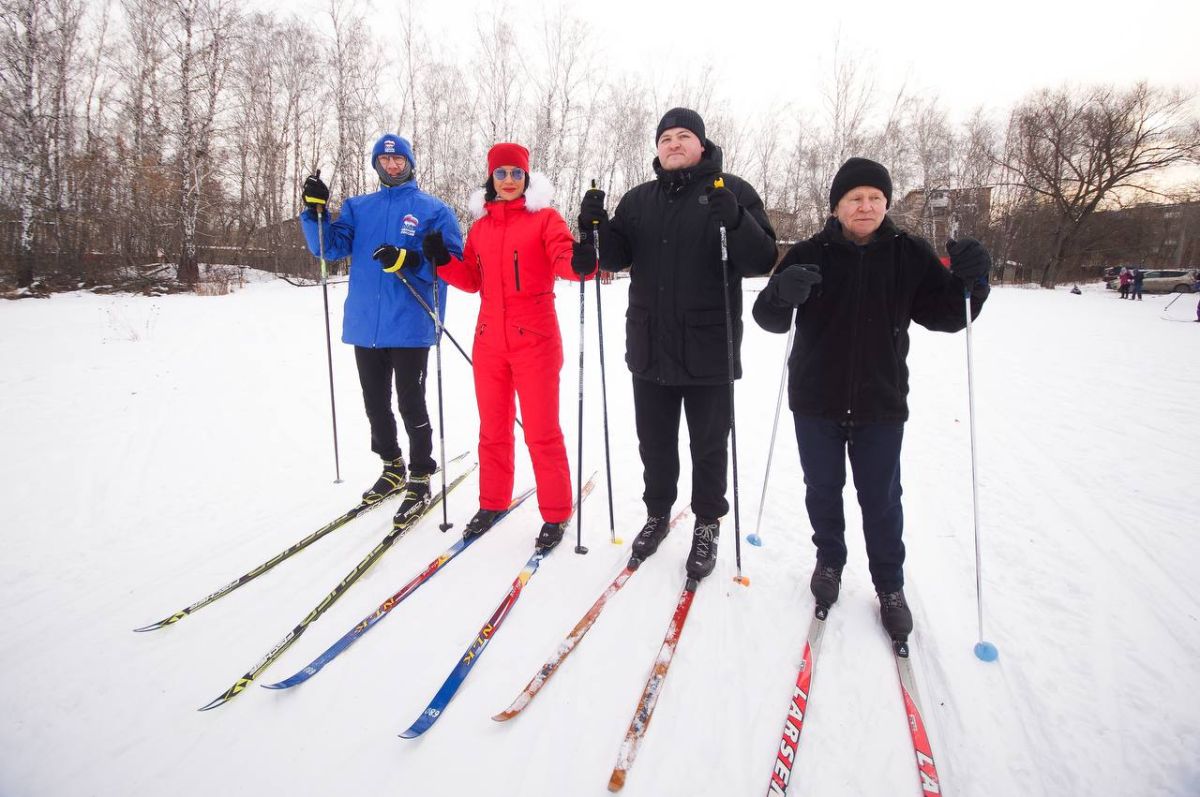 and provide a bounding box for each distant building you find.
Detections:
[891,187,993,252]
